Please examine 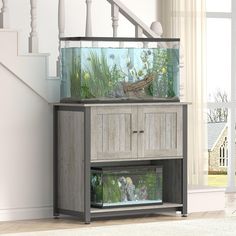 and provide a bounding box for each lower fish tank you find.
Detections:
[60,37,180,103]
[91,166,163,208]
